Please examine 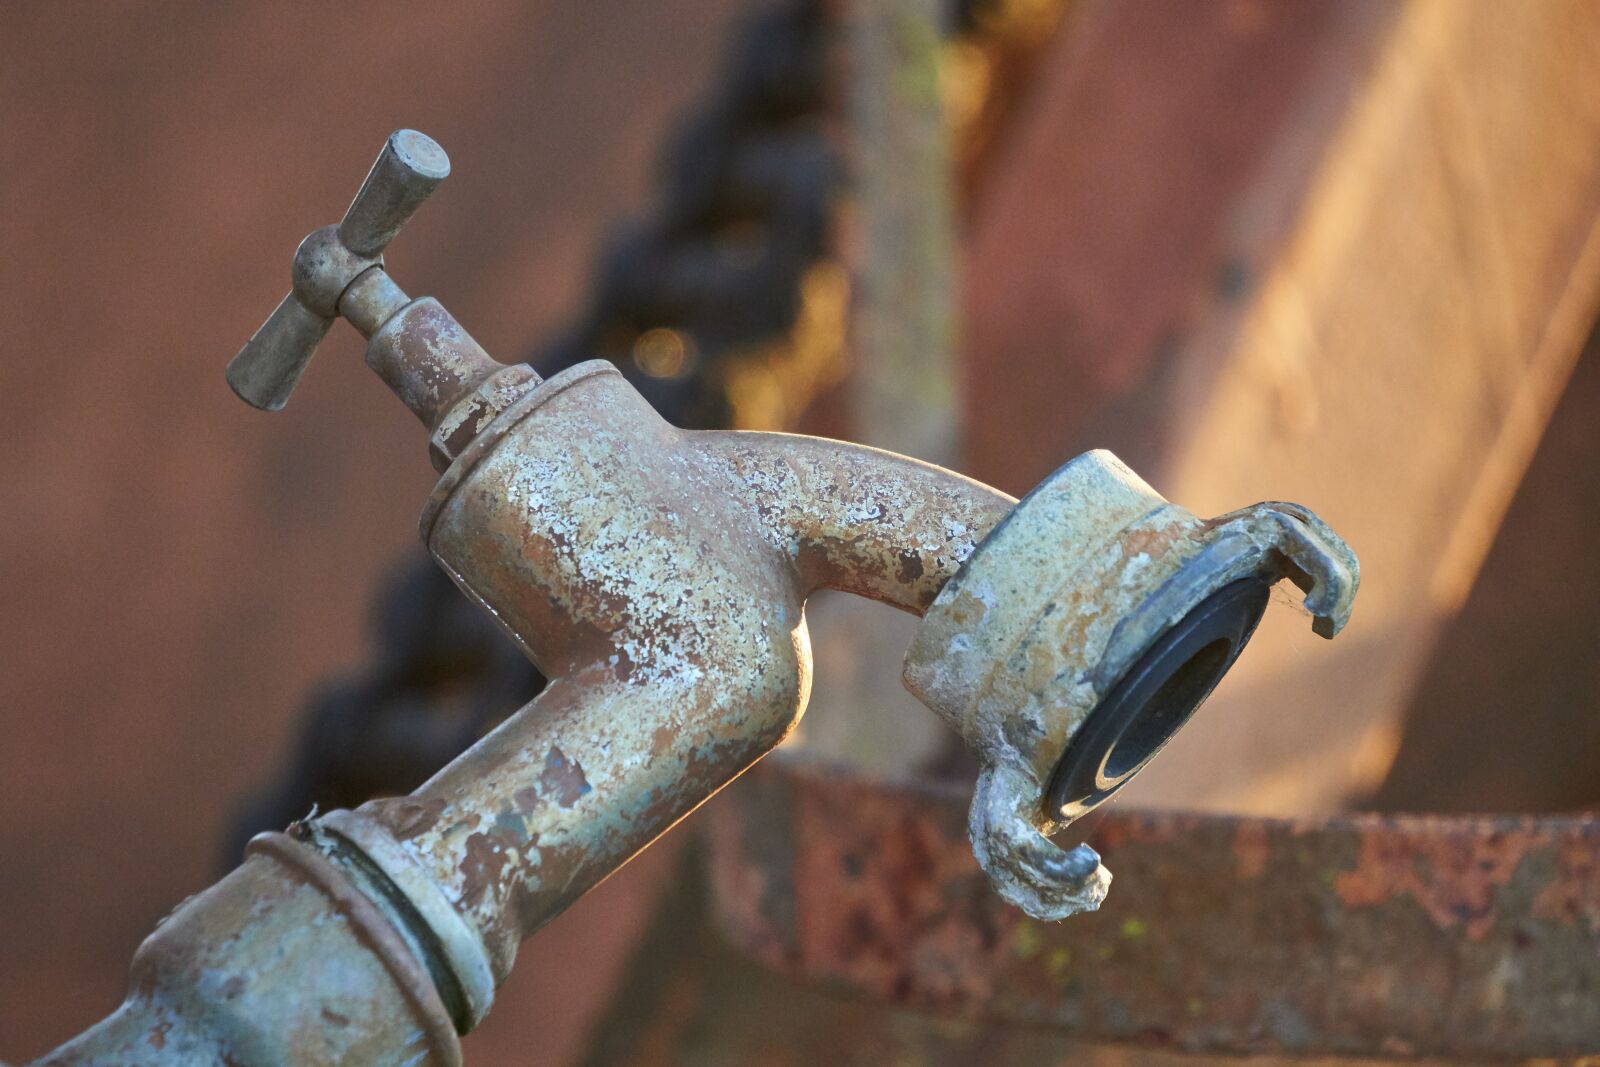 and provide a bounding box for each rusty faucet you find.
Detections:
[33,132,1358,1066]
